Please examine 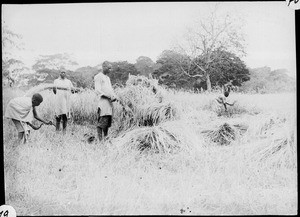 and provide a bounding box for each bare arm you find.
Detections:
[27,122,43,130]
[216,98,223,104]
[226,102,234,106]
[216,97,225,104]
[226,100,237,106]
